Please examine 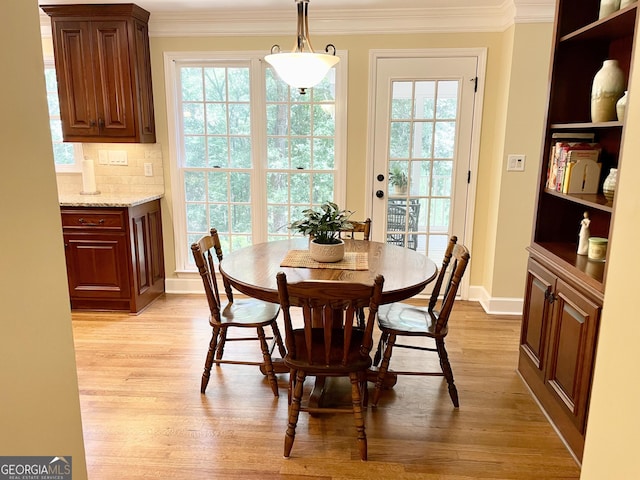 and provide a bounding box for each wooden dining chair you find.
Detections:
[276,272,384,461]
[340,218,371,240]
[191,228,286,397]
[371,236,470,408]
[339,218,372,327]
